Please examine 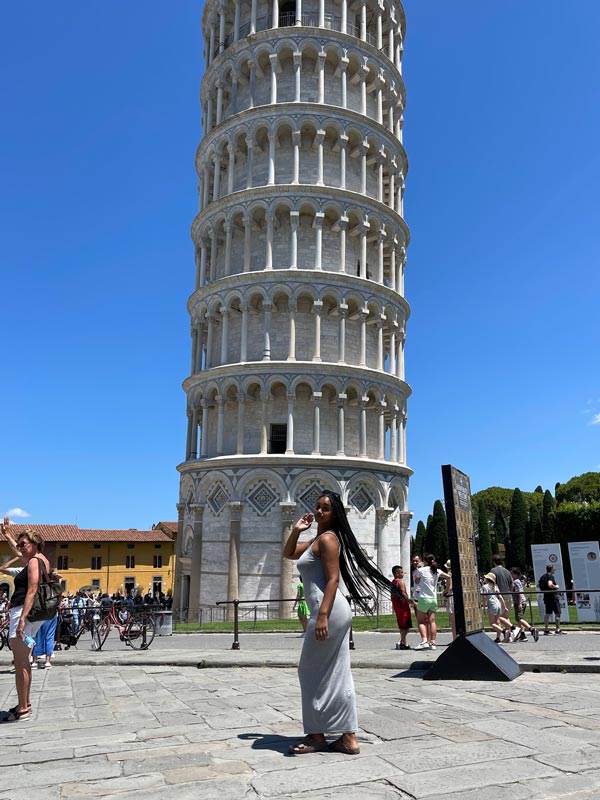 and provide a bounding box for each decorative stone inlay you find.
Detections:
[298,481,324,513]
[247,480,279,516]
[208,483,230,515]
[350,485,375,513]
